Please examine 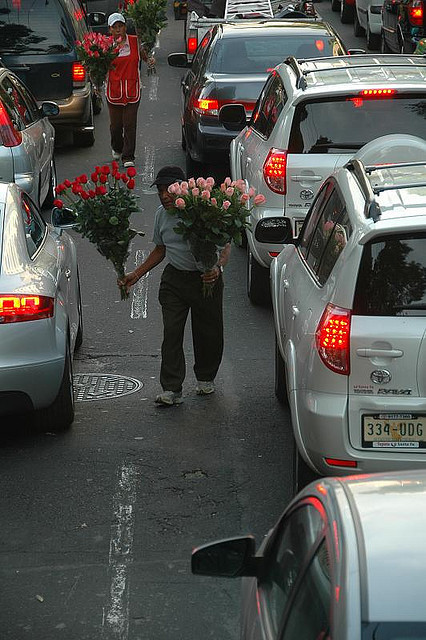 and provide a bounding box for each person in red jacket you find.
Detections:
[106,12,147,168]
